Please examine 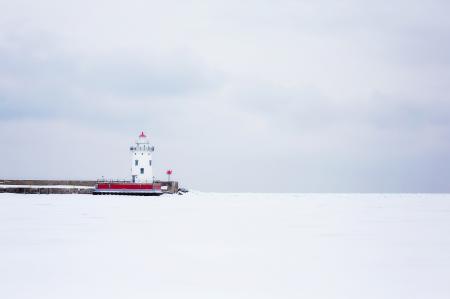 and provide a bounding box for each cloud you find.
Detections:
[1,0,450,192]
[0,34,222,124]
